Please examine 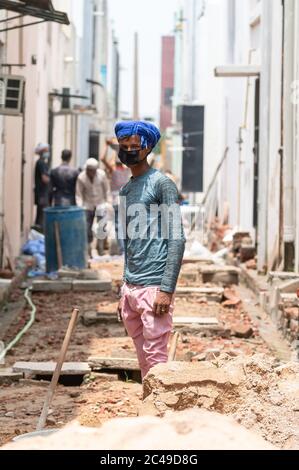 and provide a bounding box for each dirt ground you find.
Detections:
[0,259,294,447]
